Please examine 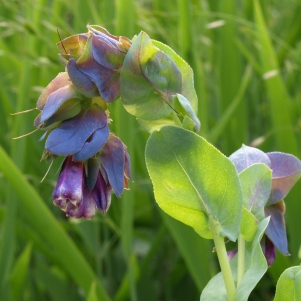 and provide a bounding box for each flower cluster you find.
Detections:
[34,26,132,219]
[229,145,301,265]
